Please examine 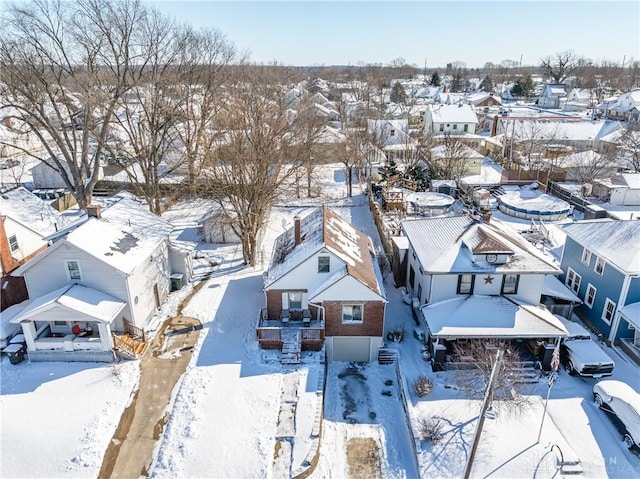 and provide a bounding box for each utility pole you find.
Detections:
[537,338,561,443]
[464,348,504,479]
